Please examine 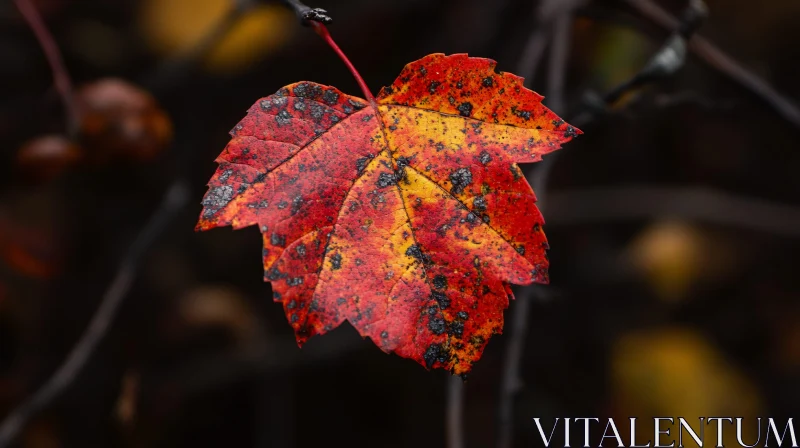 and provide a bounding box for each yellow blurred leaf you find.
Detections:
[628,220,704,302]
[138,0,293,74]
[205,5,294,73]
[612,328,762,447]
